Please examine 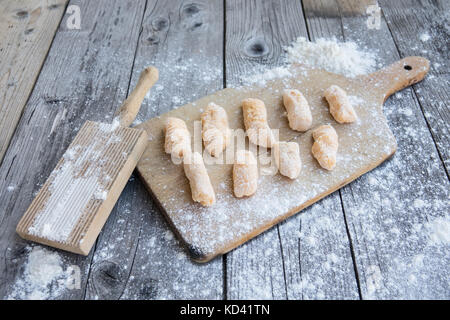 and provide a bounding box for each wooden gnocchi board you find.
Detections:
[136,57,429,263]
